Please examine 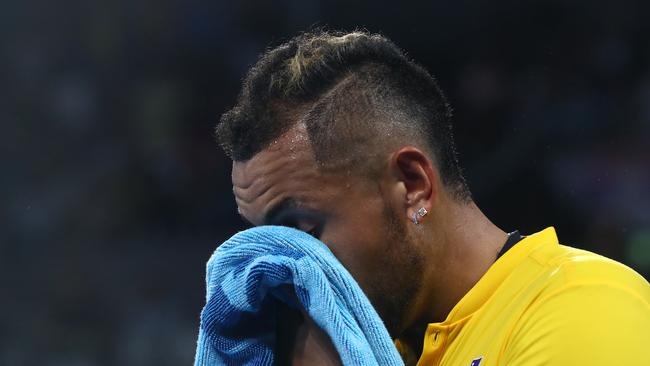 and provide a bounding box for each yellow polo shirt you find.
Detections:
[397,227,650,365]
